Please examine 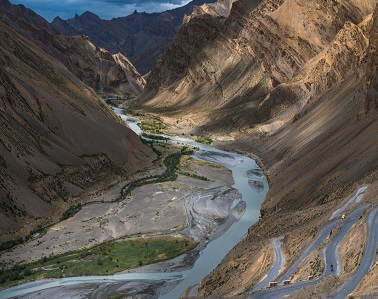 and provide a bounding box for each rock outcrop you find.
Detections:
[183,0,236,23]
